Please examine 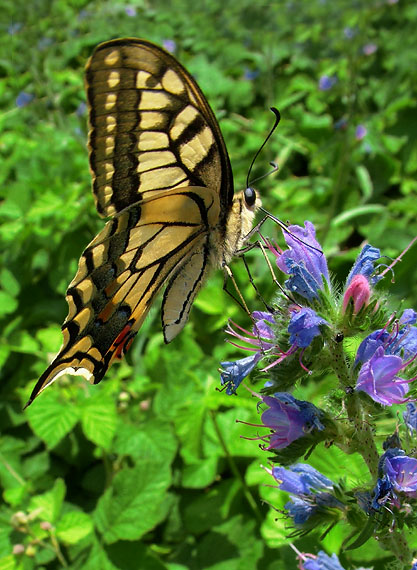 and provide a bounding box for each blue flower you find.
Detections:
[302,551,346,570]
[220,353,261,395]
[343,27,355,39]
[334,117,348,130]
[271,463,334,494]
[76,101,87,117]
[288,307,328,348]
[8,22,22,35]
[125,6,136,16]
[16,92,34,108]
[318,75,337,91]
[355,309,417,365]
[276,222,329,301]
[220,311,276,393]
[243,68,259,80]
[403,402,417,433]
[269,464,343,526]
[371,475,396,510]
[345,244,381,286]
[260,393,324,449]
